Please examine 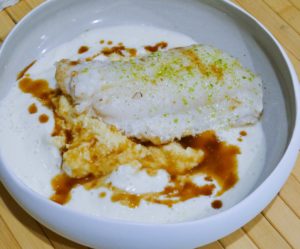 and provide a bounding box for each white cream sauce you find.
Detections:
[0,25,266,223]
